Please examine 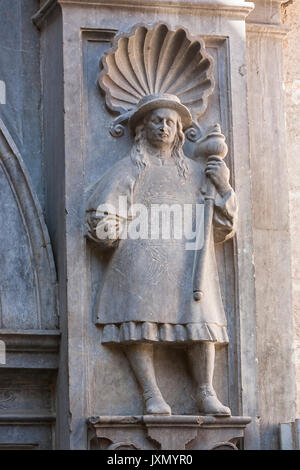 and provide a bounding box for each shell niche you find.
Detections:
[99,23,215,120]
